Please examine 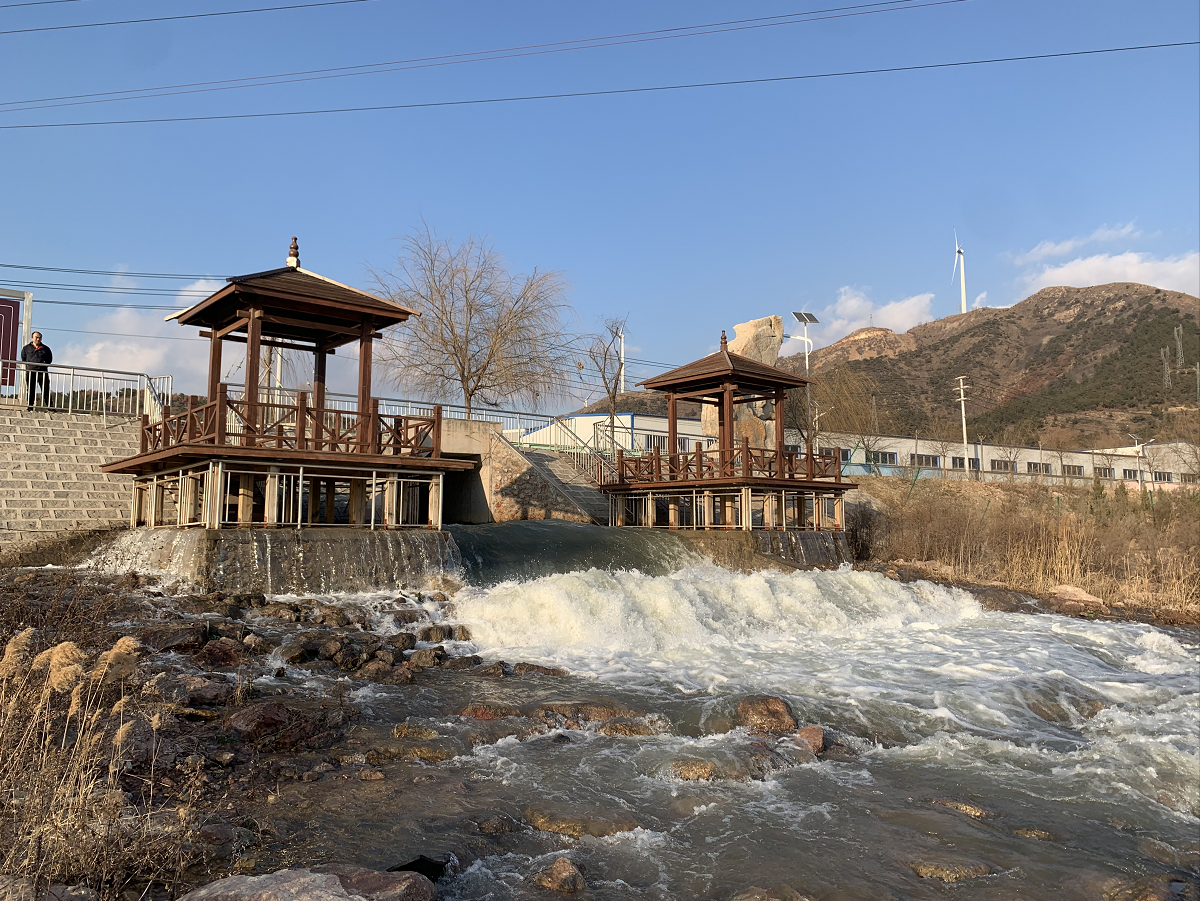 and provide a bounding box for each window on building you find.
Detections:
[911,454,940,468]
[990,459,1015,472]
[819,447,853,463]
[1094,467,1115,479]
[1027,462,1053,475]
[1122,468,1140,481]
[951,456,980,471]
[867,451,898,466]
[1153,471,1174,483]
[645,434,667,452]
[1182,473,1199,485]
[1063,464,1084,477]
